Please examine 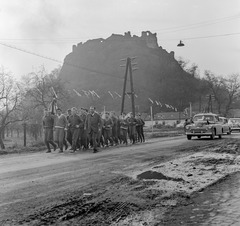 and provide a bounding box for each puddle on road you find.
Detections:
[137,170,185,182]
